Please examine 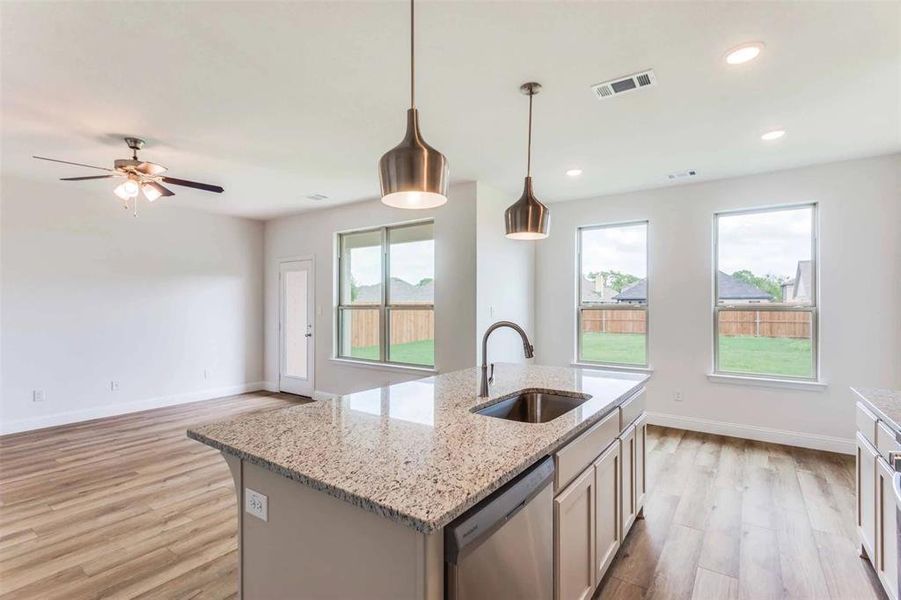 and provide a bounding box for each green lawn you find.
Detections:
[580,332,812,378]
[350,339,434,367]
